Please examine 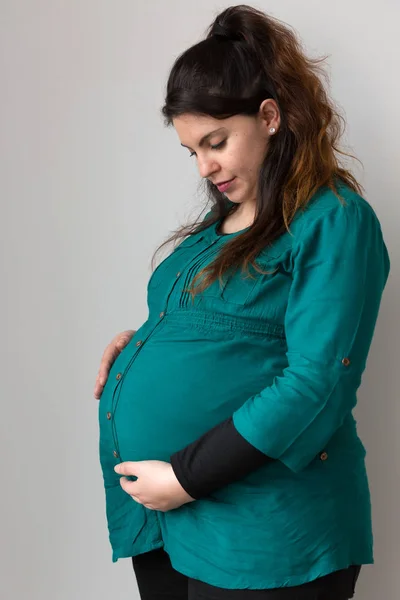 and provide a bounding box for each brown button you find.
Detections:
[342,357,351,366]
[106,412,112,420]
[113,450,119,458]
[159,312,165,318]
[320,452,328,461]
[135,340,142,347]
[116,372,122,380]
